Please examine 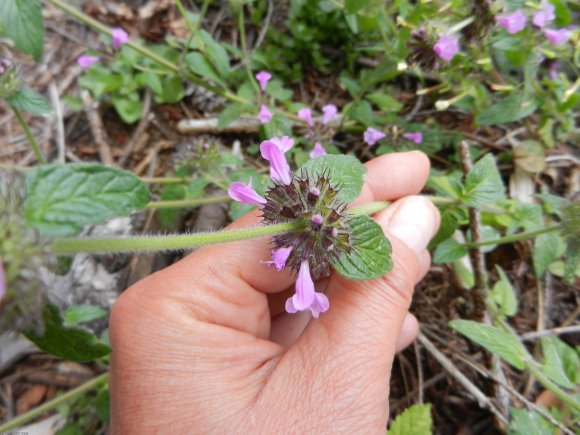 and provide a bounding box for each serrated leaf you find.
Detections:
[25,303,111,362]
[476,93,538,126]
[492,266,518,317]
[332,215,392,280]
[449,320,527,369]
[185,52,225,87]
[7,87,53,115]
[389,403,433,435]
[540,337,575,389]
[64,305,107,325]
[0,0,44,60]
[299,155,367,204]
[433,238,468,264]
[463,154,506,207]
[24,163,150,237]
